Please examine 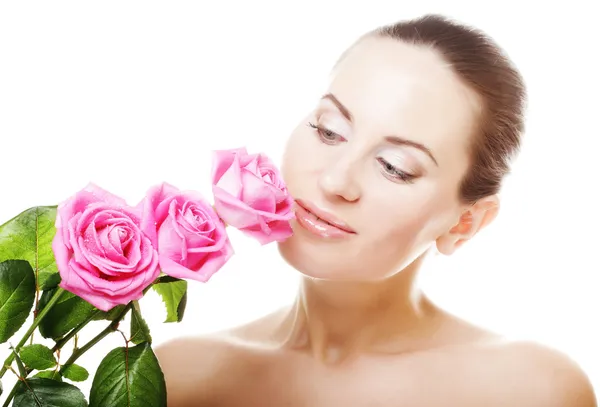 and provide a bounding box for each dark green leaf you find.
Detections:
[0,206,60,291]
[13,377,88,407]
[154,275,180,284]
[62,364,89,382]
[12,347,27,377]
[38,289,96,340]
[20,344,57,370]
[130,301,152,345]
[92,304,126,321]
[41,273,62,292]
[0,260,35,343]
[152,278,187,323]
[89,342,166,407]
[34,370,63,381]
[177,290,187,321]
